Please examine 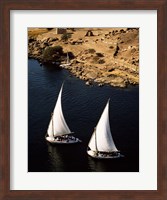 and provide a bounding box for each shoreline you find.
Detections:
[29,58,139,90]
[28,28,139,88]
